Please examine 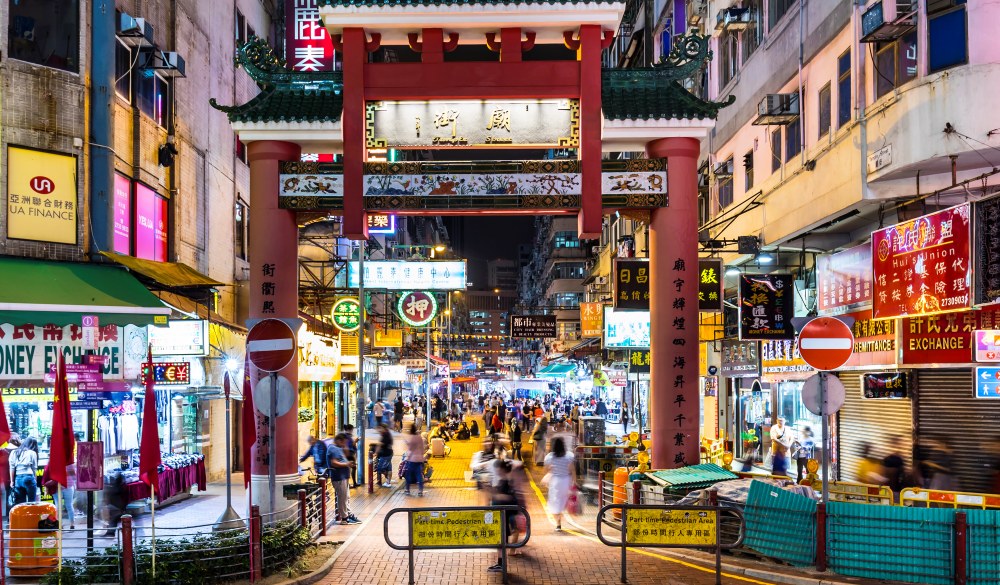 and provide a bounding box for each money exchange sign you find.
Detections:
[697,259,723,312]
[739,274,794,340]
